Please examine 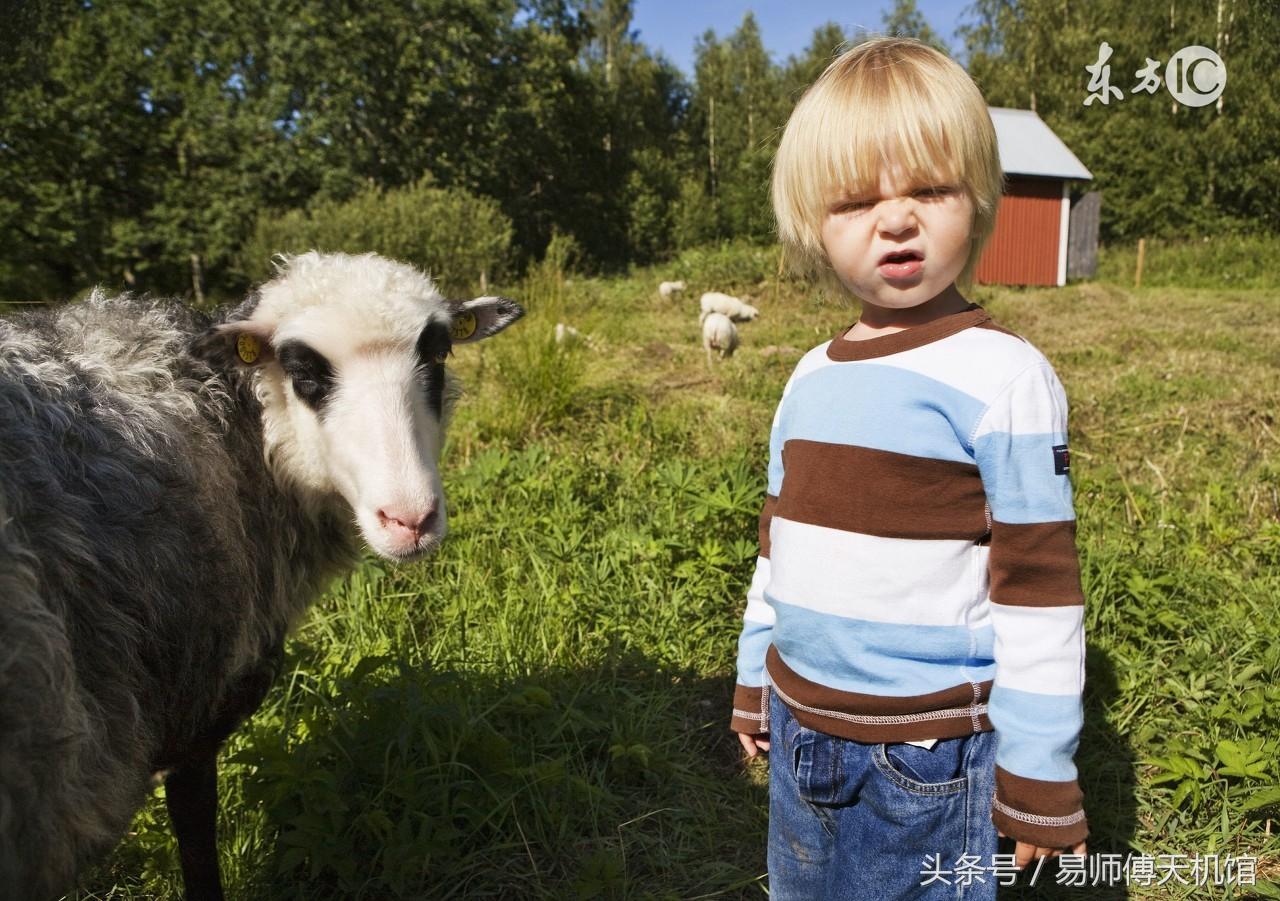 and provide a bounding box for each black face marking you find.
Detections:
[275,341,336,412]
[415,319,452,419]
